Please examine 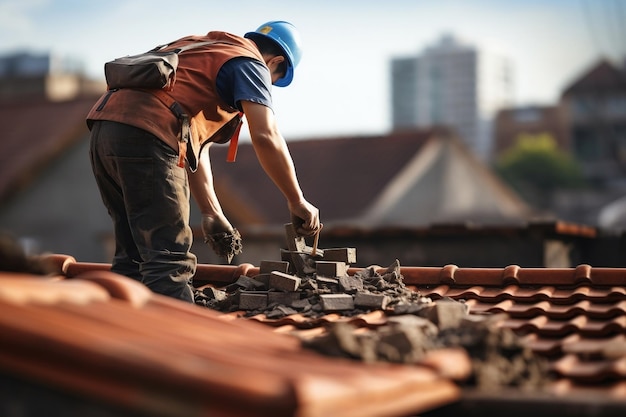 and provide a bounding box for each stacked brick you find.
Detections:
[194,223,433,318]
[193,224,551,390]
[194,235,429,319]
